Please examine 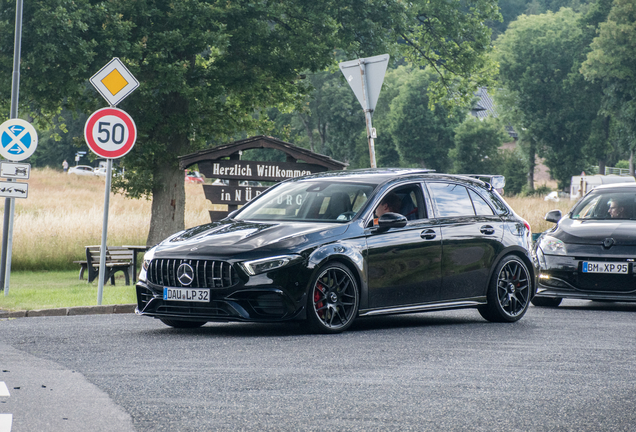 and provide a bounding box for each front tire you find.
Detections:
[531,296,562,307]
[479,255,531,323]
[159,318,207,329]
[306,262,359,334]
